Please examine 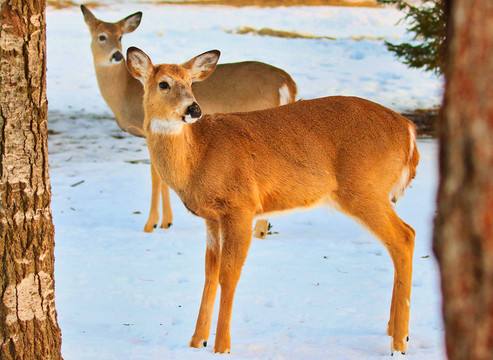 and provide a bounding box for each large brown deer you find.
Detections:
[80,5,297,237]
[126,47,419,355]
